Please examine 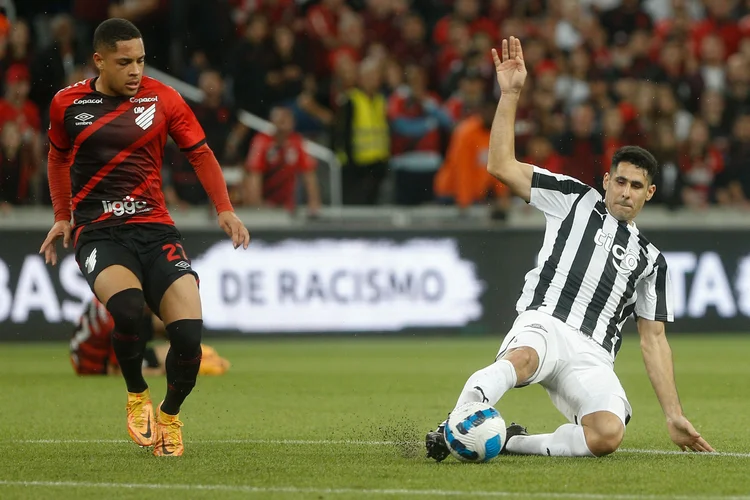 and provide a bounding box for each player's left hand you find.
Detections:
[667,415,715,452]
[218,211,251,249]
